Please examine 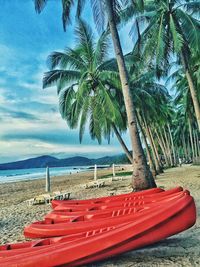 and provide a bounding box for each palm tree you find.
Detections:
[172,69,200,162]
[43,20,133,163]
[124,53,167,173]
[34,0,156,190]
[123,0,200,131]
